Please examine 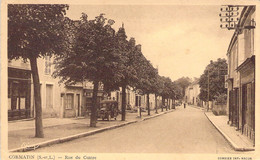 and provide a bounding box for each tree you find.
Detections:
[135,58,158,116]
[199,58,228,102]
[160,76,173,111]
[172,81,183,100]
[113,28,137,121]
[151,72,163,113]
[54,13,124,127]
[8,4,69,138]
[114,31,145,120]
[175,77,192,99]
